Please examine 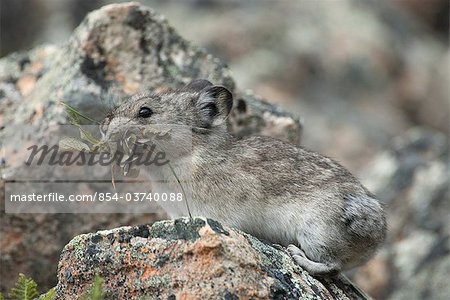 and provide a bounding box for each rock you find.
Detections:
[362,127,448,236]
[0,2,301,143]
[390,0,449,40]
[55,217,368,300]
[170,0,447,172]
[395,47,449,134]
[0,2,302,293]
[388,249,450,300]
[0,179,162,293]
[353,127,449,299]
